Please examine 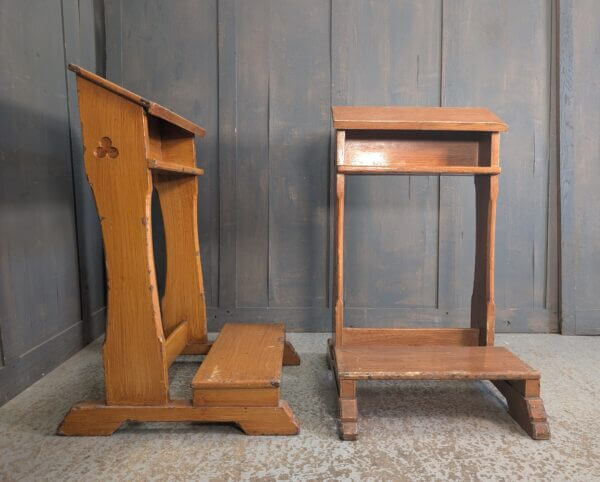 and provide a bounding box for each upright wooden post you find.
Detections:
[471,174,499,346]
[471,133,499,346]
[77,77,169,405]
[333,172,345,347]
